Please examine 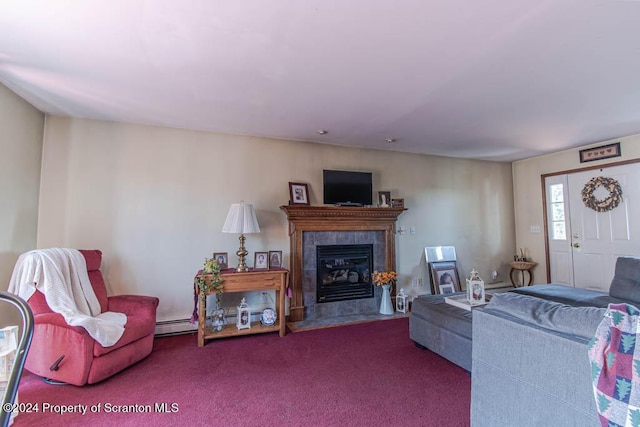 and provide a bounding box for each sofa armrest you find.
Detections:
[107,295,159,317]
[34,313,90,335]
[484,292,606,340]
